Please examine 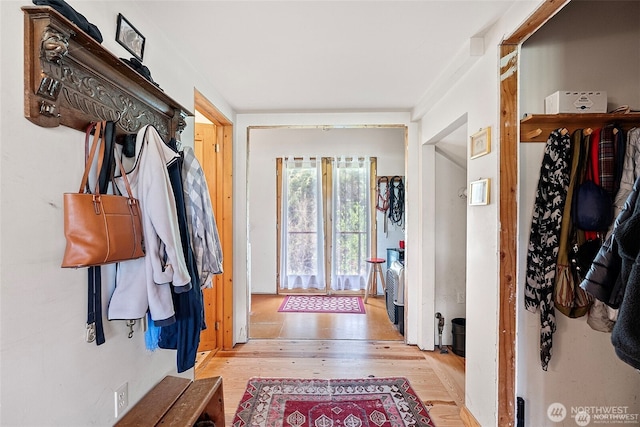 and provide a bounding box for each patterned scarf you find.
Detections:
[525,128,572,370]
